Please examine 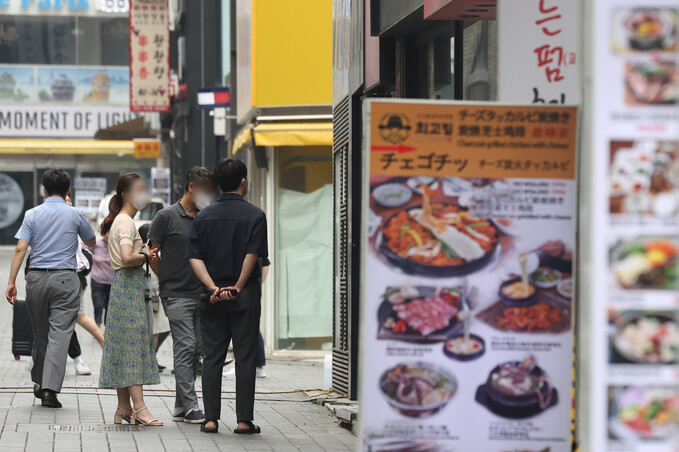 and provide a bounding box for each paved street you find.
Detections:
[0,247,357,452]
